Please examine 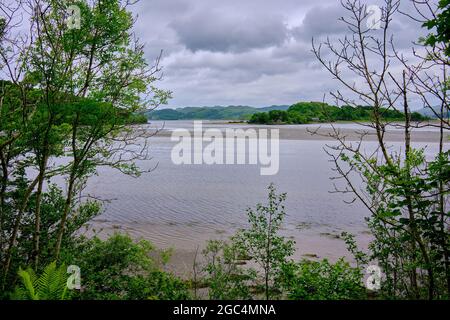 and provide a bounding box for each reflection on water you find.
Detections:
[84,121,445,260]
